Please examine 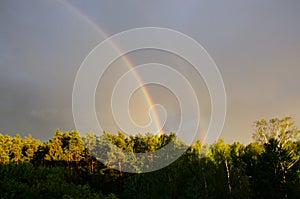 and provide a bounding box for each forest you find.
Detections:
[0,117,299,199]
